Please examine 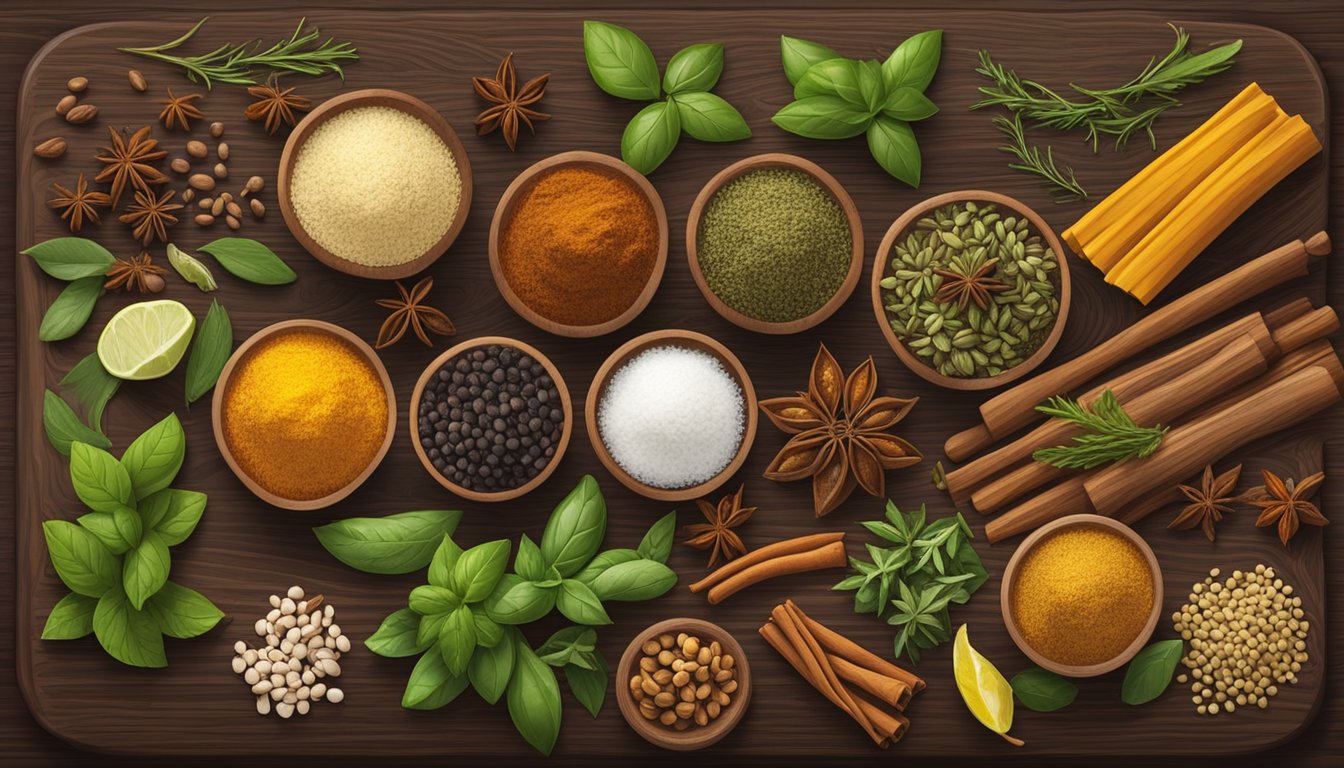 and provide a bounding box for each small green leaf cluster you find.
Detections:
[22,238,116,342]
[833,501,986,664]
[582,20,751,175]
[1008,638,1183,712]
[773,30,943,187]
[40,413,222,667]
